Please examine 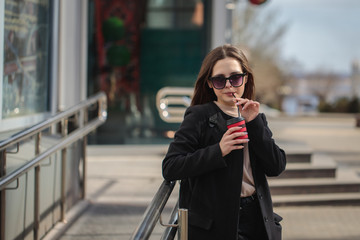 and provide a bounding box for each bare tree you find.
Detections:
[306,71,340,103]
[232,3,288,108]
